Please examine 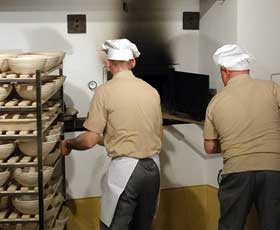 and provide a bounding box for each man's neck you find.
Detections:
[111,68,130,76]
[228,70,249,81]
